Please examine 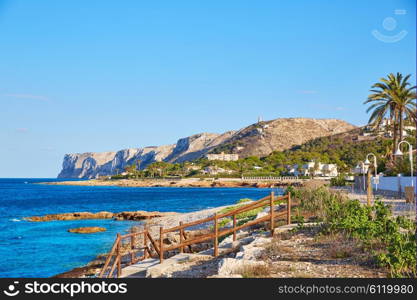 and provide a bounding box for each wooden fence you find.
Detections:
[98,192,291,278]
